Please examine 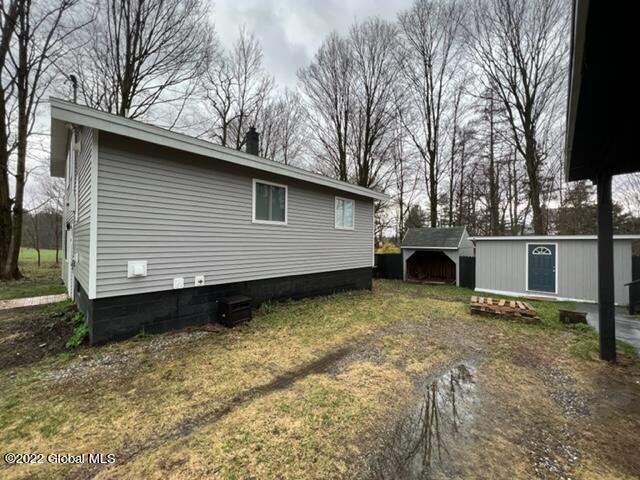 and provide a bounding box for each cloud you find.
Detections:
[211,0,414,88]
